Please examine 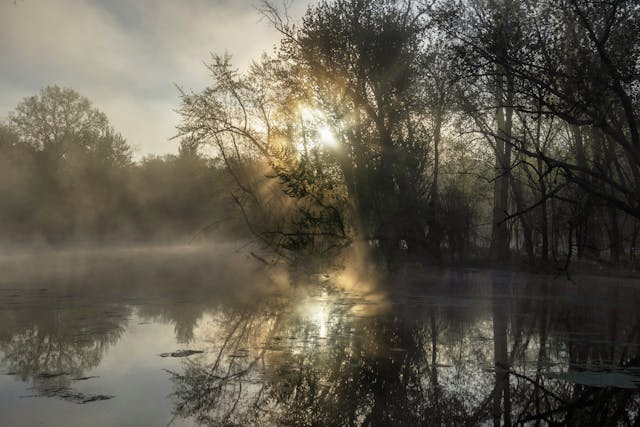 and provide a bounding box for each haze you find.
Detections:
[1,0,640,425]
